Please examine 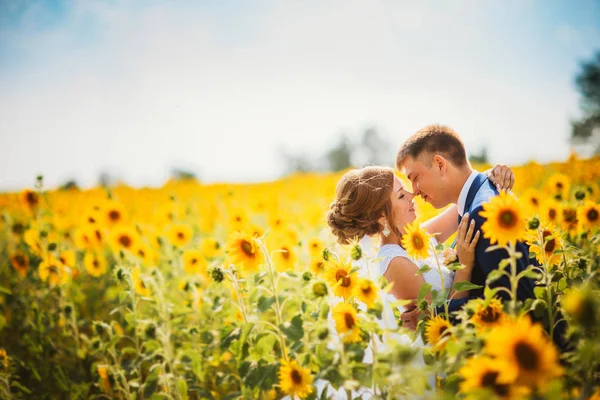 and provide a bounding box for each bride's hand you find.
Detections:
[456,213,480,271]
[486,164,514,192]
